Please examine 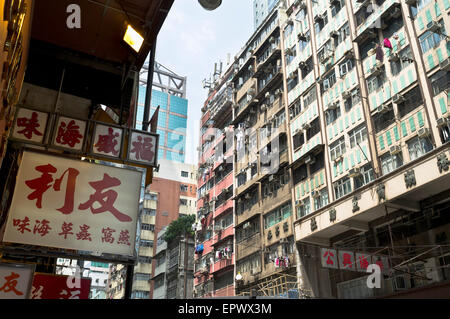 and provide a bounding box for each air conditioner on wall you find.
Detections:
[389,145,402,155]
[348,167,361,178]
[342,90,351,100]
[418,127,431,138]
[392,94,405,104]
[426,21,441,34]
[437,117,449,127]
[377,103,391,114]
[305,155,315,164]
[388,52,400,62]
[439,57,450,72]
[311,190,320,198]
